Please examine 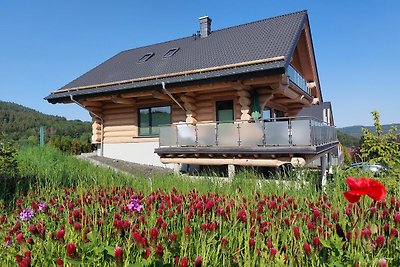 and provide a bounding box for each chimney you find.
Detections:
[199,16,212,37]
